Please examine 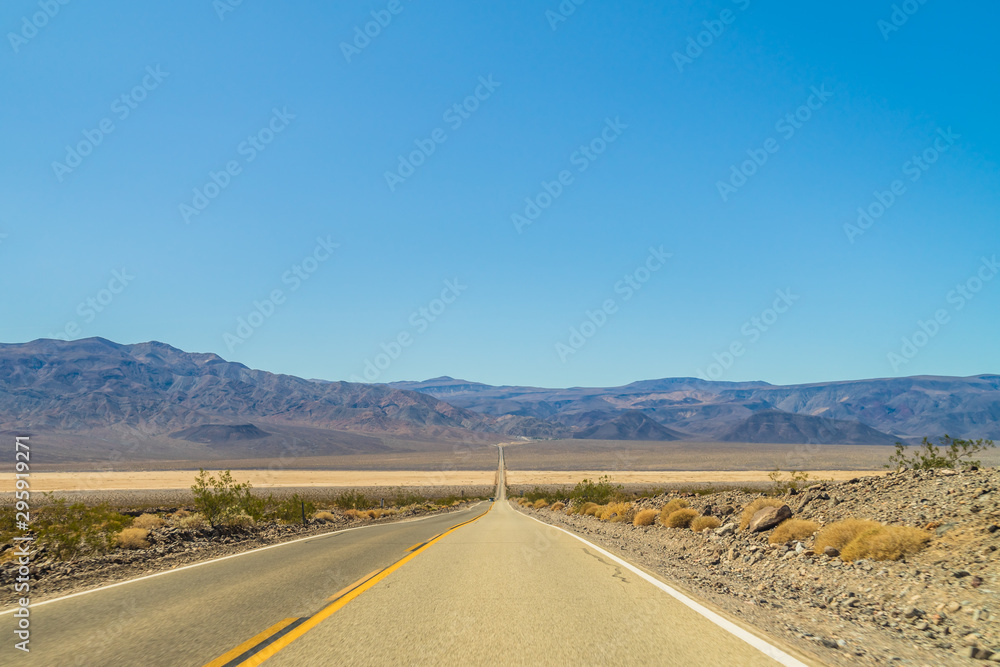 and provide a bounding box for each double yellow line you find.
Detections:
[203,504,491,666]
